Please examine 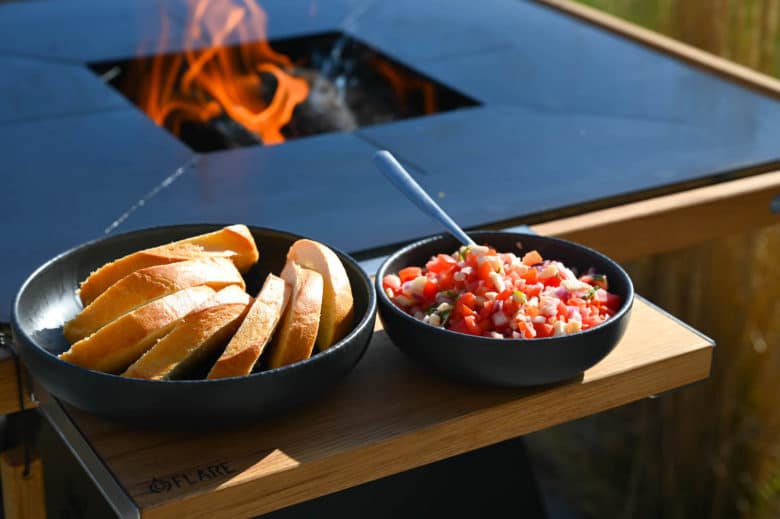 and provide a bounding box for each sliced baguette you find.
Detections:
[281,239,353,350]
[267,263,323,369]
[64,257,244,343]
[78,224,258,305]
[59,286,215,373]
[207,274,291,379]
[123,286,252,380]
